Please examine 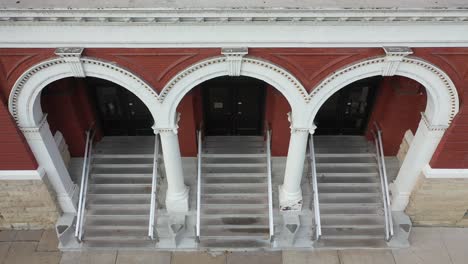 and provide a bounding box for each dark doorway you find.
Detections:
[314,76,382,135]
[88,78,153,136]
[202,76,266,136]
